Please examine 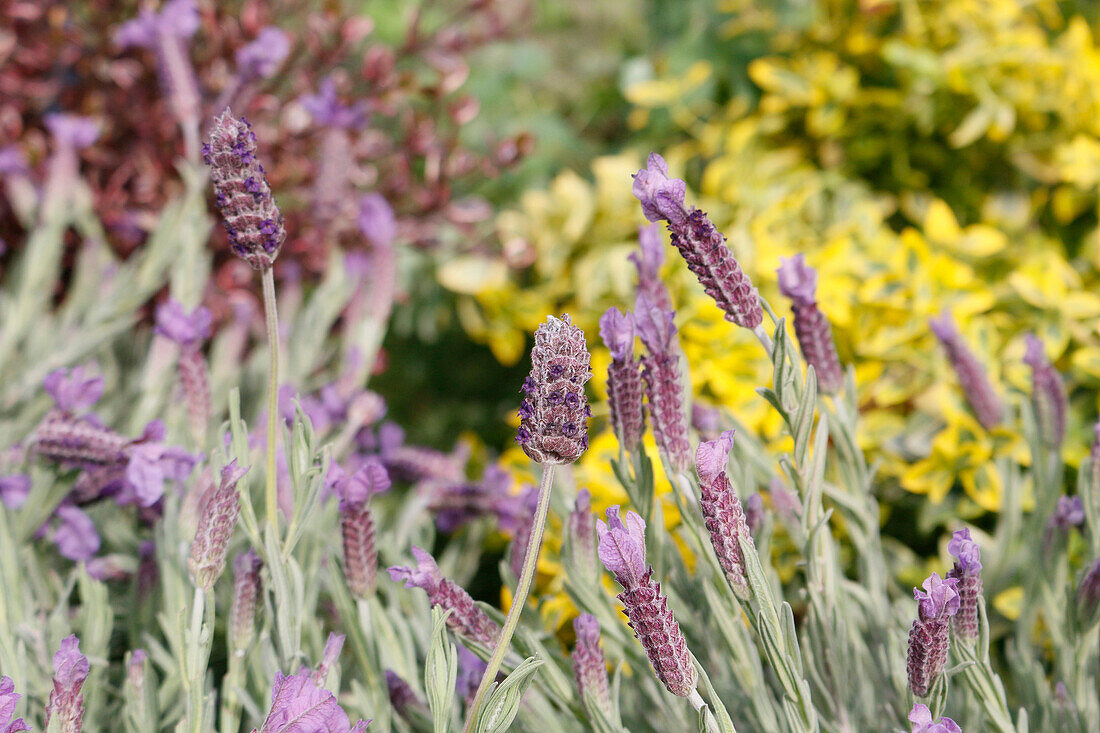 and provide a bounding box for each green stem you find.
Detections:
[261,266,280,535]
[462,464,556,733]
